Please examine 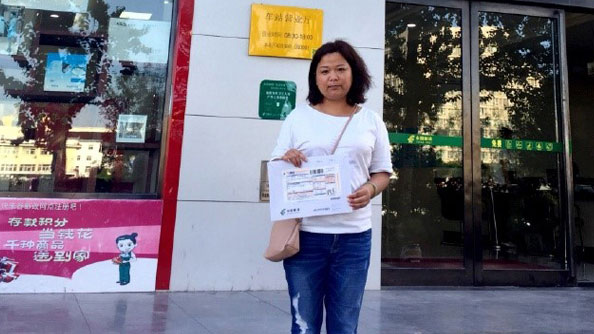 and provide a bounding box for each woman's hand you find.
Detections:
[281,149,307,167]
[347,183,374,210]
